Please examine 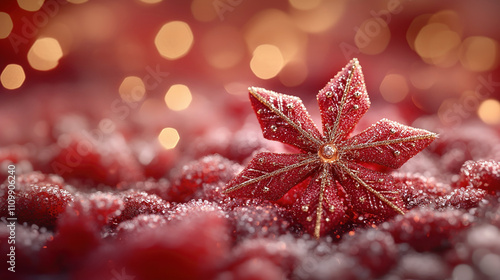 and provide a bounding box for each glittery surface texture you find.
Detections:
[224,59,438,238]
[249,87,323,153]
